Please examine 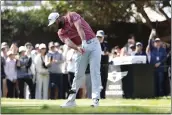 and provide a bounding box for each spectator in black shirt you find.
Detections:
[17,46,34,99]
[96,30,109,99]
